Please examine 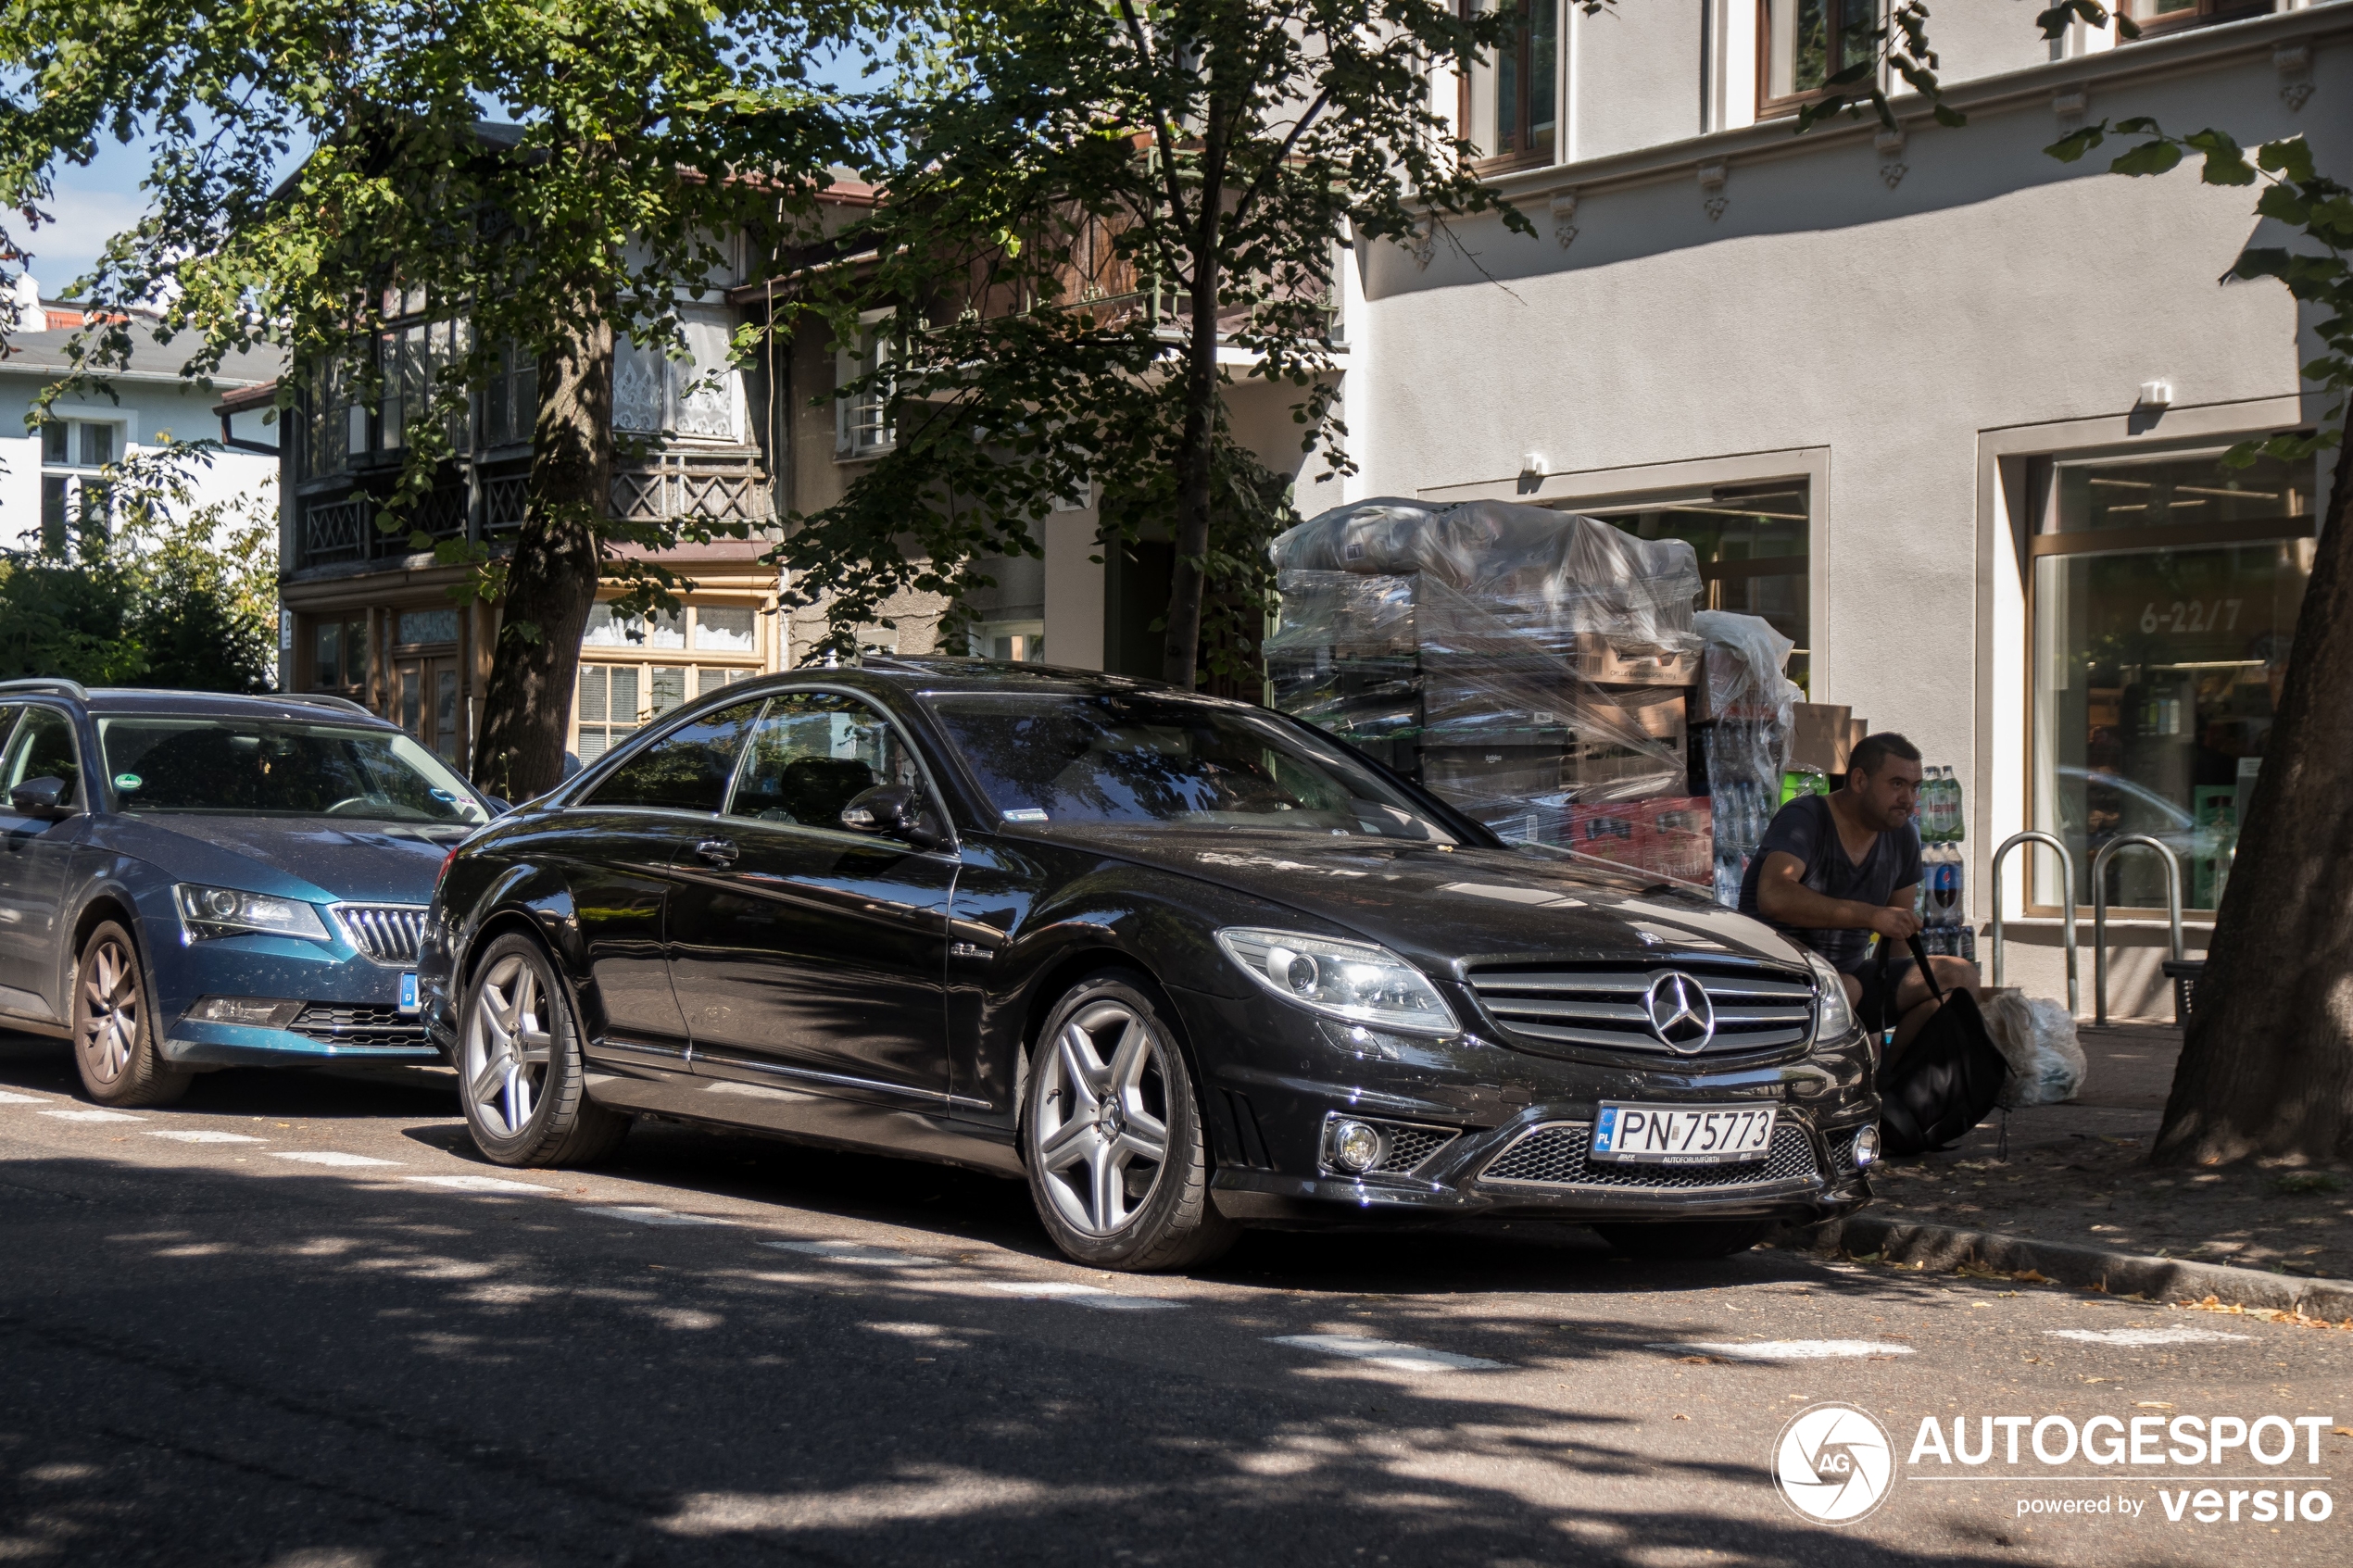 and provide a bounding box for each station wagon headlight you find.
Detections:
[1803,948,1858,1040]
[1216,928,1459,1036]
[174,883,331,944]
